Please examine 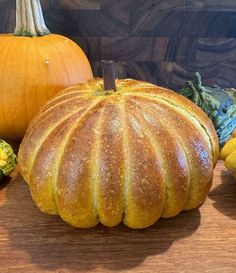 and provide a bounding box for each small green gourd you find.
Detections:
[0,140,17,181]
[179,73,236,146]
